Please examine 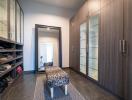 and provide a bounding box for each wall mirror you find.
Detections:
[35,24,62,72]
